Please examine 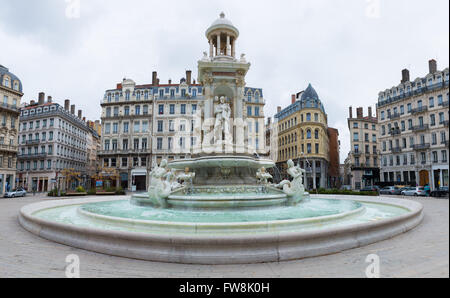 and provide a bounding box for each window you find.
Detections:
[192,104,197,114]
[169,120,175,132]
[353,132,359,141]
[430,114,436,126]
[306,113,311,122]
[307,130,312,139]
[159,105,164,115]
[158,121,164,132]
[170,104,175,115]
[255,107,260,116]
[124,106,130,116]
[247,106,252,116]
[113,123,118,134]
[142,121,148,133]
[315,130,319,139]
[123,122,129,133]
[181,104,186,115]
[429,97,435,108]
[380,111,385,120]
[134,121,140,133]
[135,105,141,115]
[407,103,412,113]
